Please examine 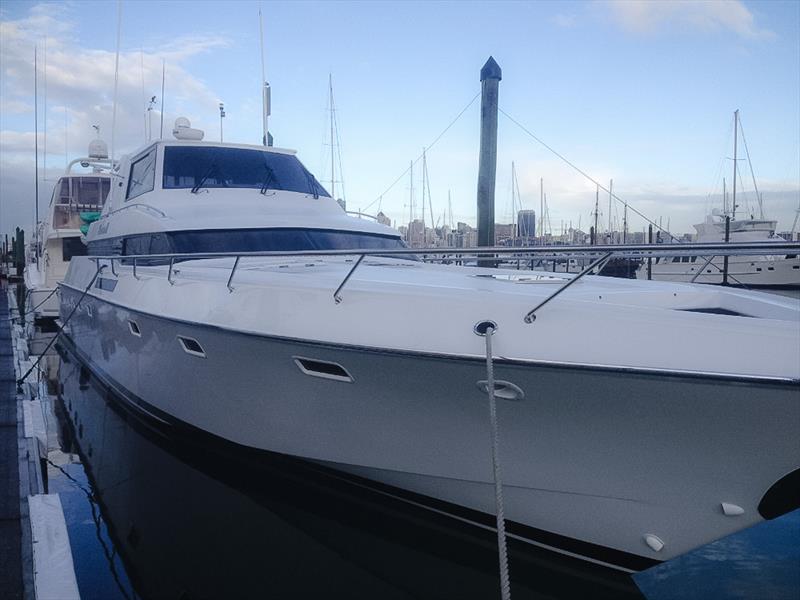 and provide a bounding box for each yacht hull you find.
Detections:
[59,284,800,572]
[637,254,800,288]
